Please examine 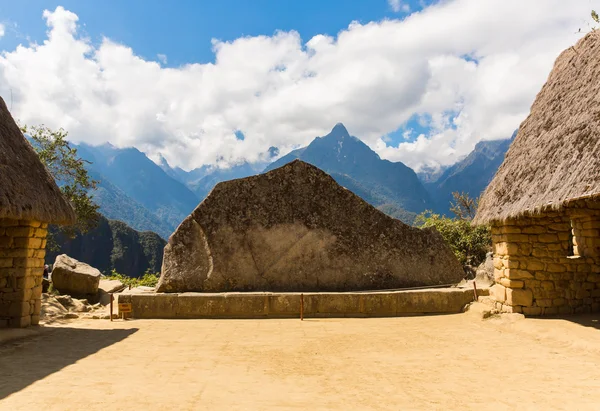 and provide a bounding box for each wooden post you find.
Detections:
[110,293,113,322]
[300,293,304,321]
[473,280,478,301]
